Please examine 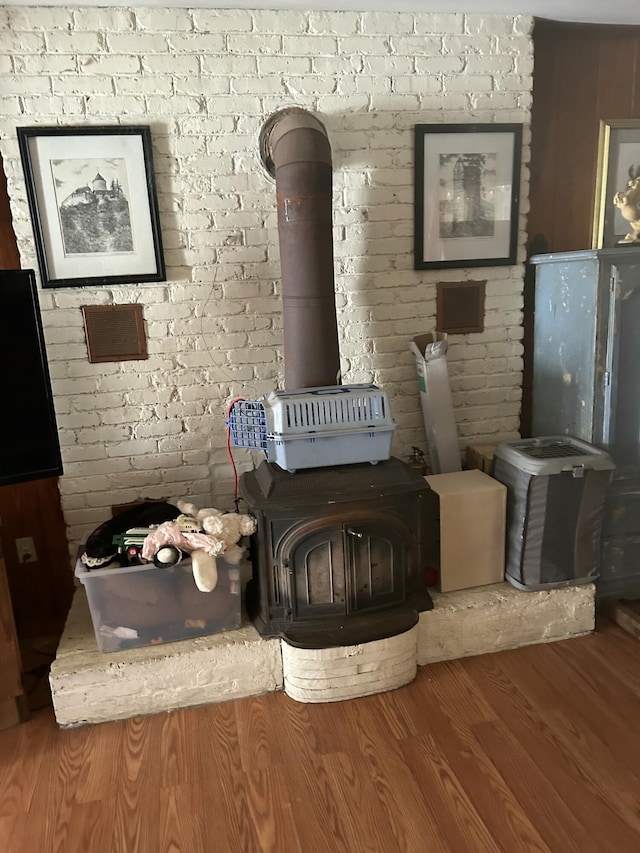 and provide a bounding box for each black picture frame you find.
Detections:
[17,125,166,288]
[414,123,522,270]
